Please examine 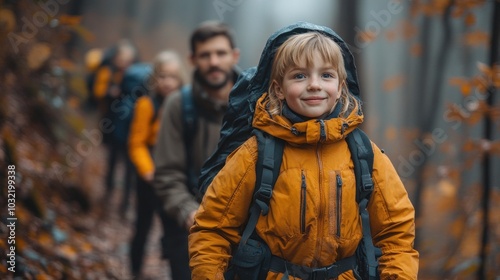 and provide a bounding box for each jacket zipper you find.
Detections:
[318,120,326,142]
[336,173,343,237]
[300,171,306,234]
[313,145,324,266]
